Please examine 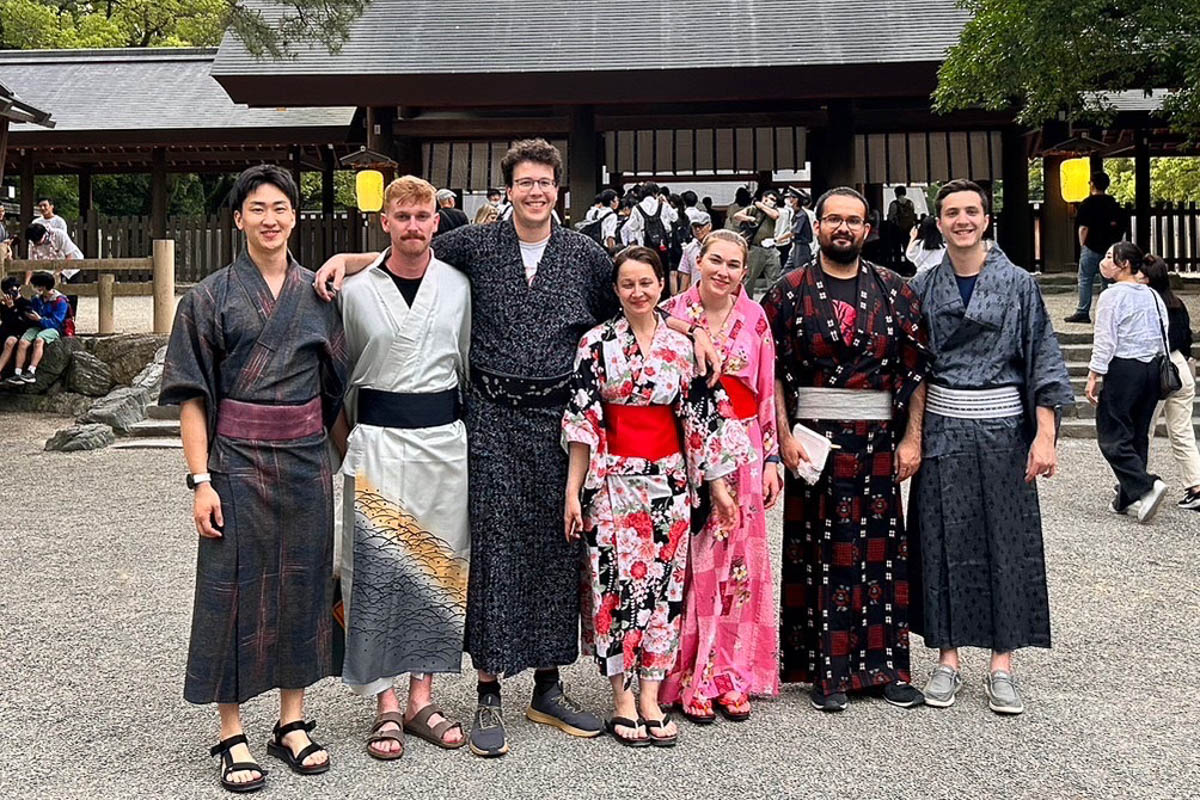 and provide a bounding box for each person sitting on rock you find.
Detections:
[0,277,32,380]
[6,272,69,385]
